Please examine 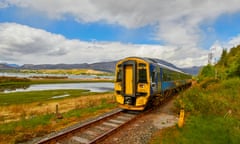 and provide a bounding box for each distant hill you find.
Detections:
[1,58,201,75]
[0,63,16,69]
[182,66,202,75]
[6,63,20,68]
[145,58,201,75]
[20,61,118,73]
